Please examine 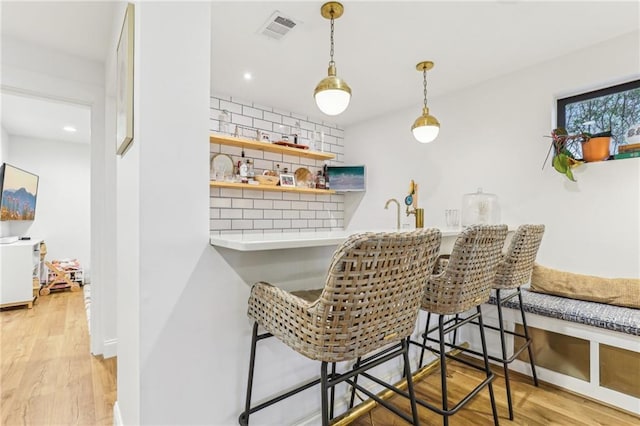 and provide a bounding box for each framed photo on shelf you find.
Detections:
[116,3,135,156]
[279,174,296,188]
